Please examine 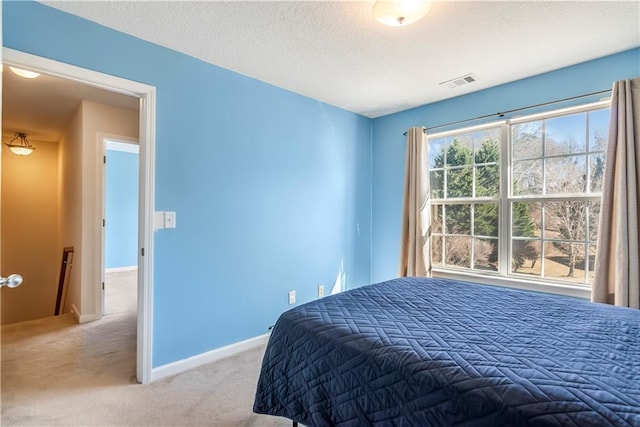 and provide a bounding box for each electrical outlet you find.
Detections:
[288,290,296,305]
[318,285,325,297]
